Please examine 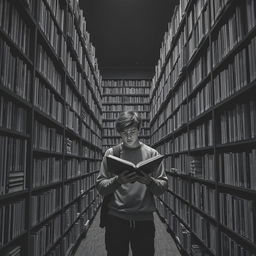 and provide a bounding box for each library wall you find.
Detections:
[150,0,256,255]
[102,79,151,153]
[0,0,103,255]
